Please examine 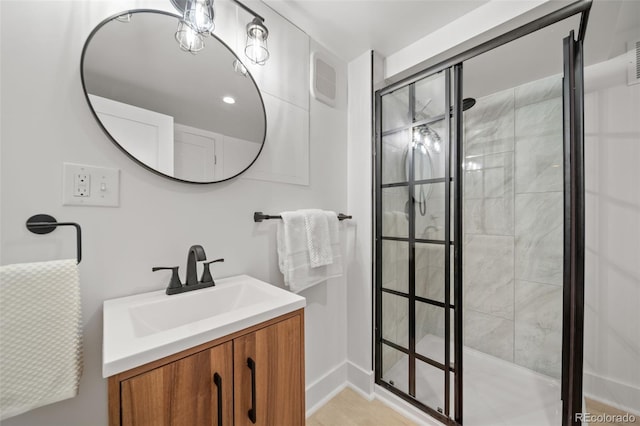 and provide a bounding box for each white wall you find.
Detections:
[345,51,374,395]
[0,1,348,425]
[583,54,640,413]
